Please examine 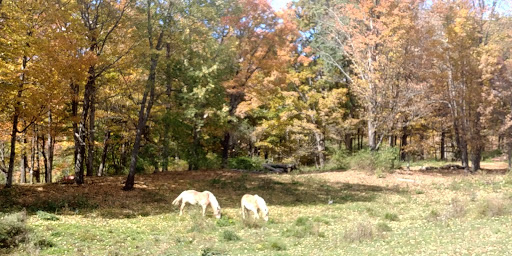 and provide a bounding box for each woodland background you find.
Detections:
[1,0,512,189]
